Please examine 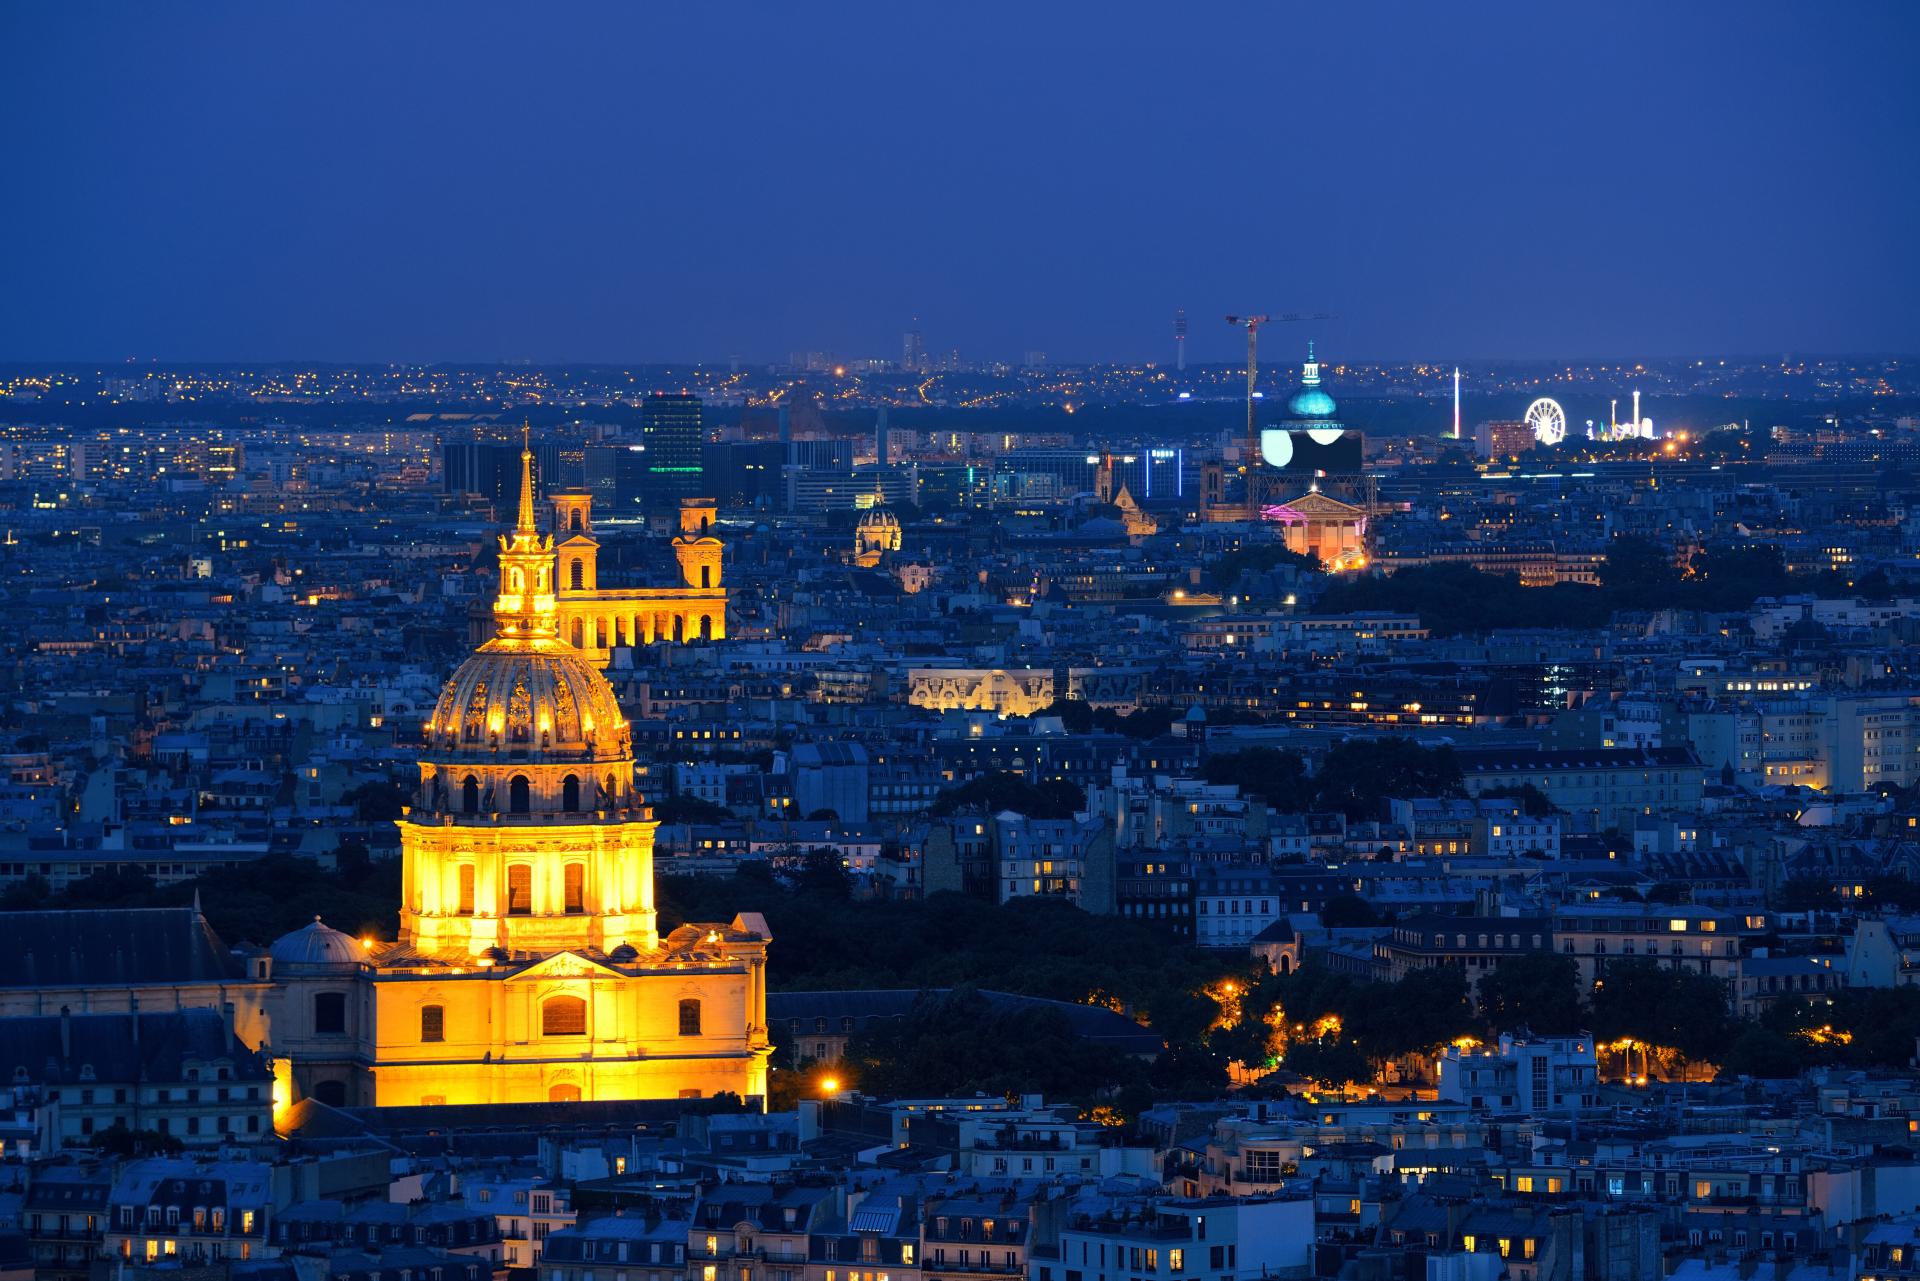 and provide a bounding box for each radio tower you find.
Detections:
[1174,309,1188,373]
[1453,367,1462,439]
